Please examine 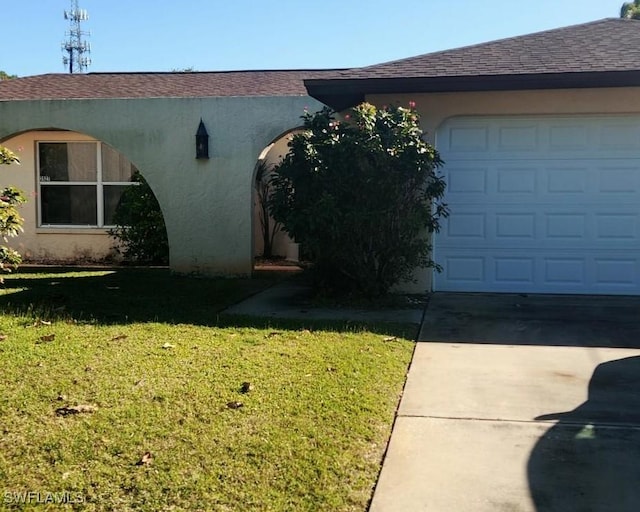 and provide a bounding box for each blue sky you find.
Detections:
[3,0,627,77]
